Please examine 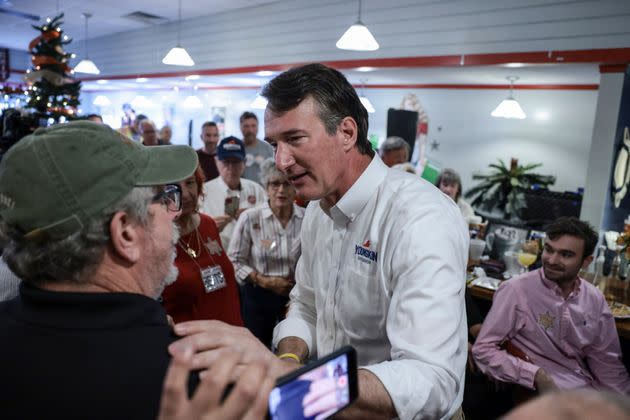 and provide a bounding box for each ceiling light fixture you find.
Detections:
[491,76,526,120]
[336,0,379,51]
[358,79,375,113]
[136,77,148,83]
[162,0,195,66]
[92,95,111,106]
[74,13,101,75]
